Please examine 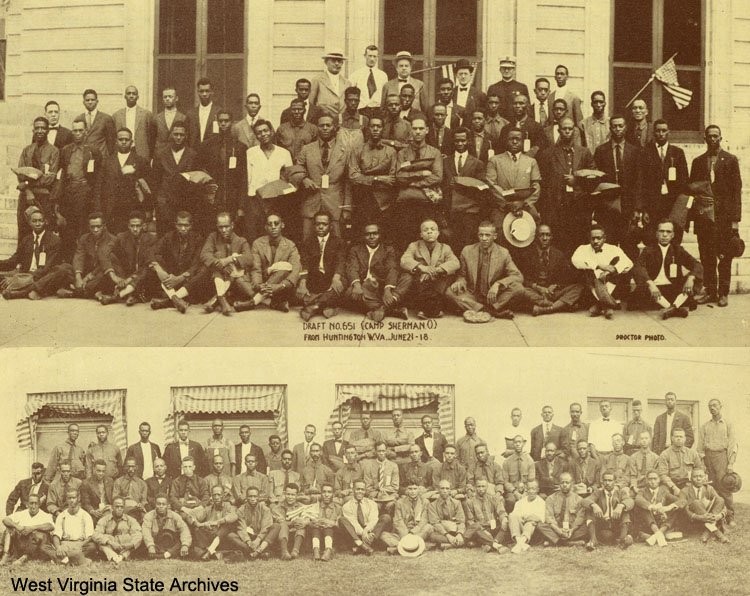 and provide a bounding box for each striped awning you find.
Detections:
[16,389,128,452]
[328,384,455,442]
[164,385,287,446]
